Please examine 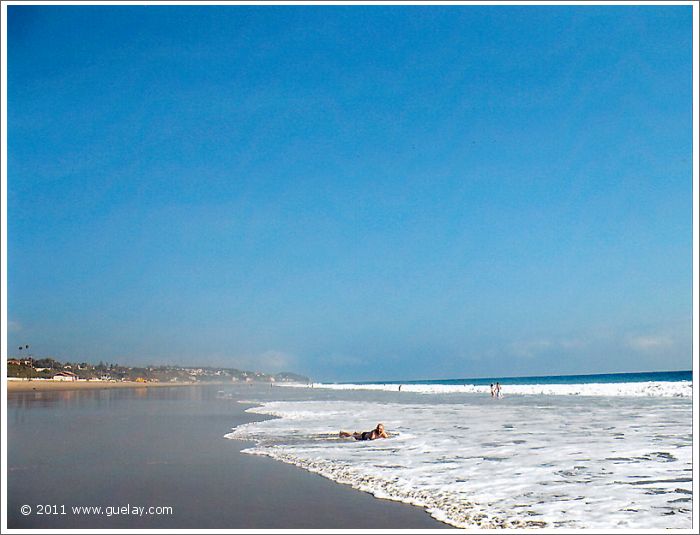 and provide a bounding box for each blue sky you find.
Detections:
[7,5,693,381]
